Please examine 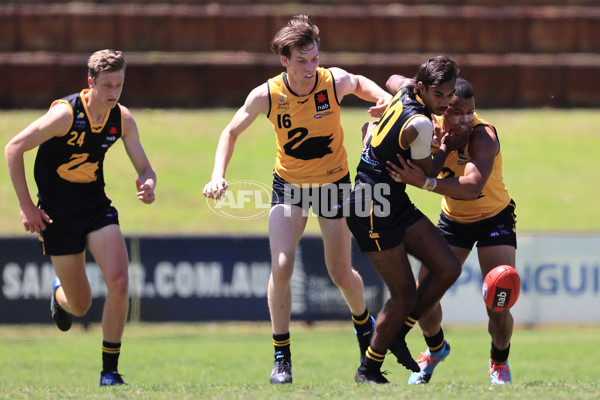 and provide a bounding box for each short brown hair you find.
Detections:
[270,15,320,59]
[87,49,126,82]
